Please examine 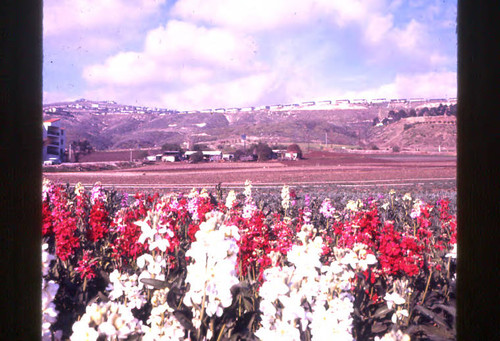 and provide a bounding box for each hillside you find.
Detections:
[364,115,457,152]
[42,99,456,153]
